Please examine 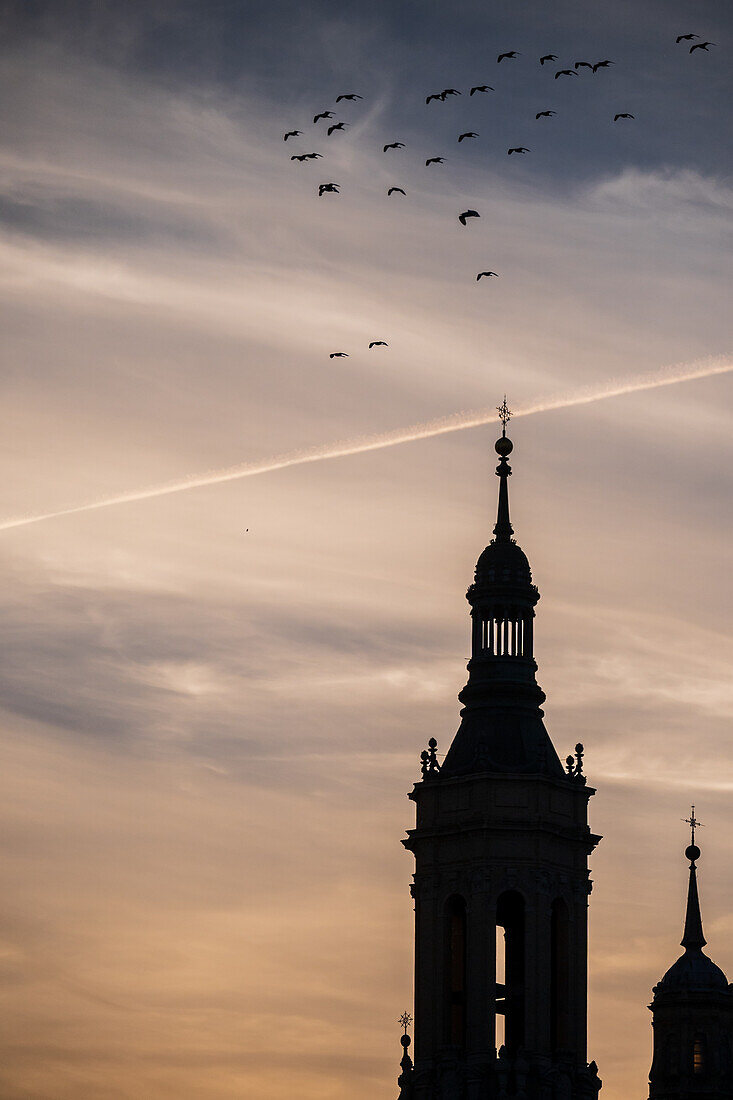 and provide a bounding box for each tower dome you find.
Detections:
[657,950,729,994]
[474,537,533,588]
